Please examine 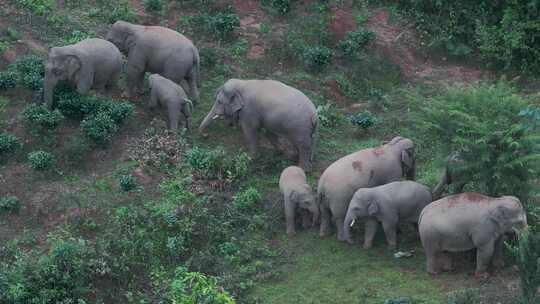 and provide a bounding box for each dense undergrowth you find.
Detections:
[0,0,539,303]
